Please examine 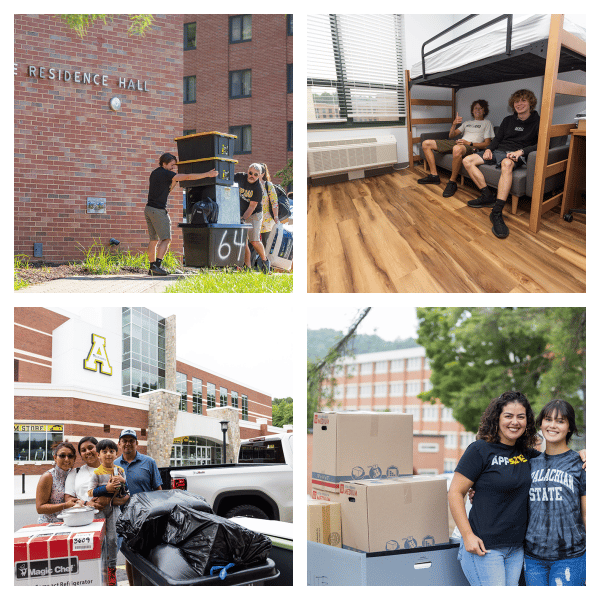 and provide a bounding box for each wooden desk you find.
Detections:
[560,129,586,220]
